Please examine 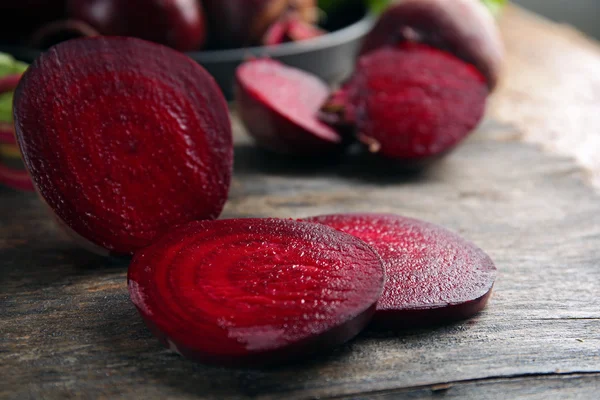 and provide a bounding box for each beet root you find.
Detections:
[67,0,207,51]
[128,218,384,366]
[204,0,318,48]
[13,37,233,255]
[306,213,497,328]
[359,0,503,90]
[235,58,343,155]
[324,43,488,164]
